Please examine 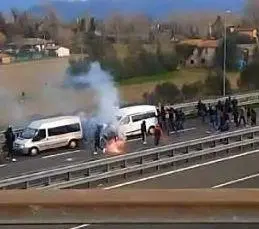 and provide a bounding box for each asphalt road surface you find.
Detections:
[0,116,247,179]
